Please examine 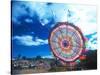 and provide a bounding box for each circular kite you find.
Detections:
[49,22,85,62]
